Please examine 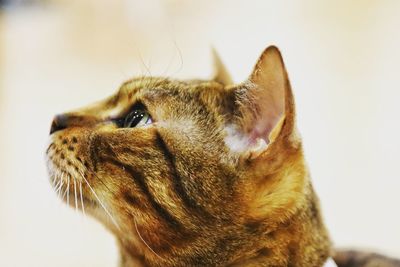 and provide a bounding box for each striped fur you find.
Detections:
[45,46,397,266]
